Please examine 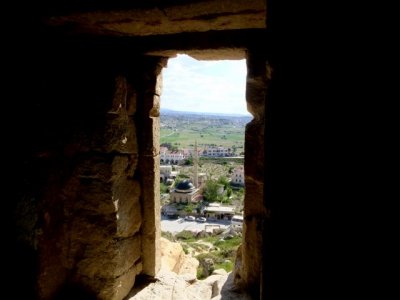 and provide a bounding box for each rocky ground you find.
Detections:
[124,237,251,300]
